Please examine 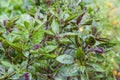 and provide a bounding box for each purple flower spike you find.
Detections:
[45,20,49,27]
[55,35,61,40]
[57,10,60,14]
[34,44,40,50]
[37,15,41,19]
[60,19,64,24]
[24,72,30,80]
[94,47,105,54]
[26,6,29,11]
[3,20,7,26]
